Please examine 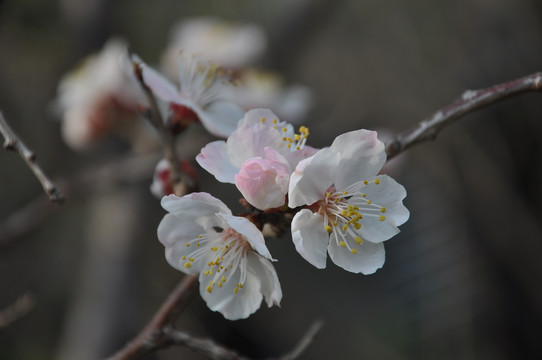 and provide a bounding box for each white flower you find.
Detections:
[224,69,313,124]
[160,17,267,78]
[158,192,282,320]
[56,39,145,150]
[196,109,316,210]
[288,130,410,274]
[135,55,244,138]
